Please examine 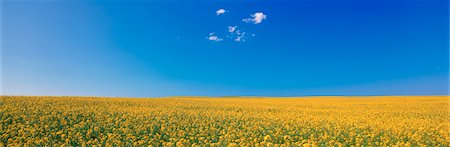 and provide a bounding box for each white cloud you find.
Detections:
[234,31,246,42]
[209,36,222,41]
[207,32,223,42]
[228,26,237,33]
[253,13,267,24]
[216,9,226,15]
[235,36,242,42]
[242,18,251,23]
[243,12,267,24]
